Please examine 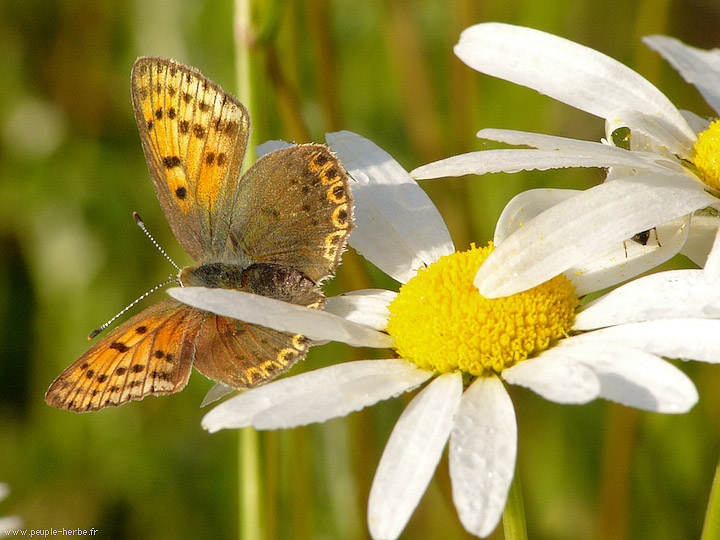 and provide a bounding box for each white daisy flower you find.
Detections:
[170,132,720,539]
[413,23,720,298]
[0,484,21,537]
